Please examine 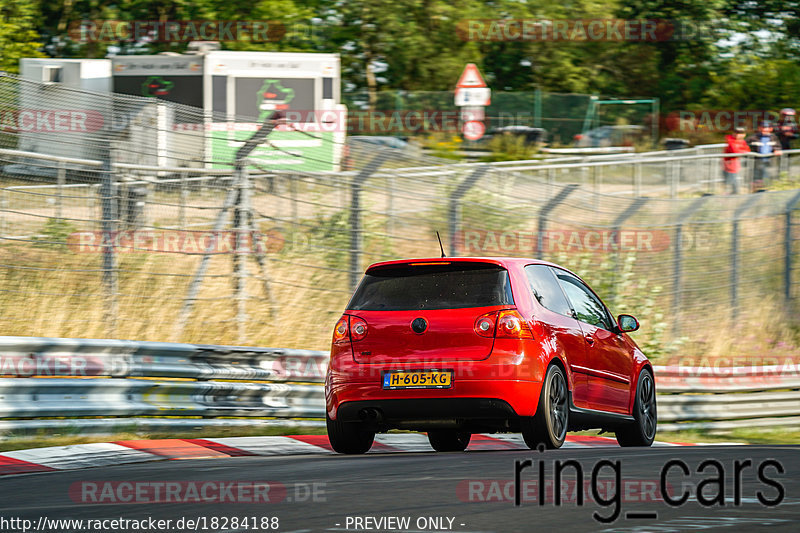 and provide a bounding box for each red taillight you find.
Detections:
[333,316,349,344]
[350,316,368,341]
[496,309,533,339]
[475,309,531,339]
[474,312,497,338]
[332,315,369,344]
